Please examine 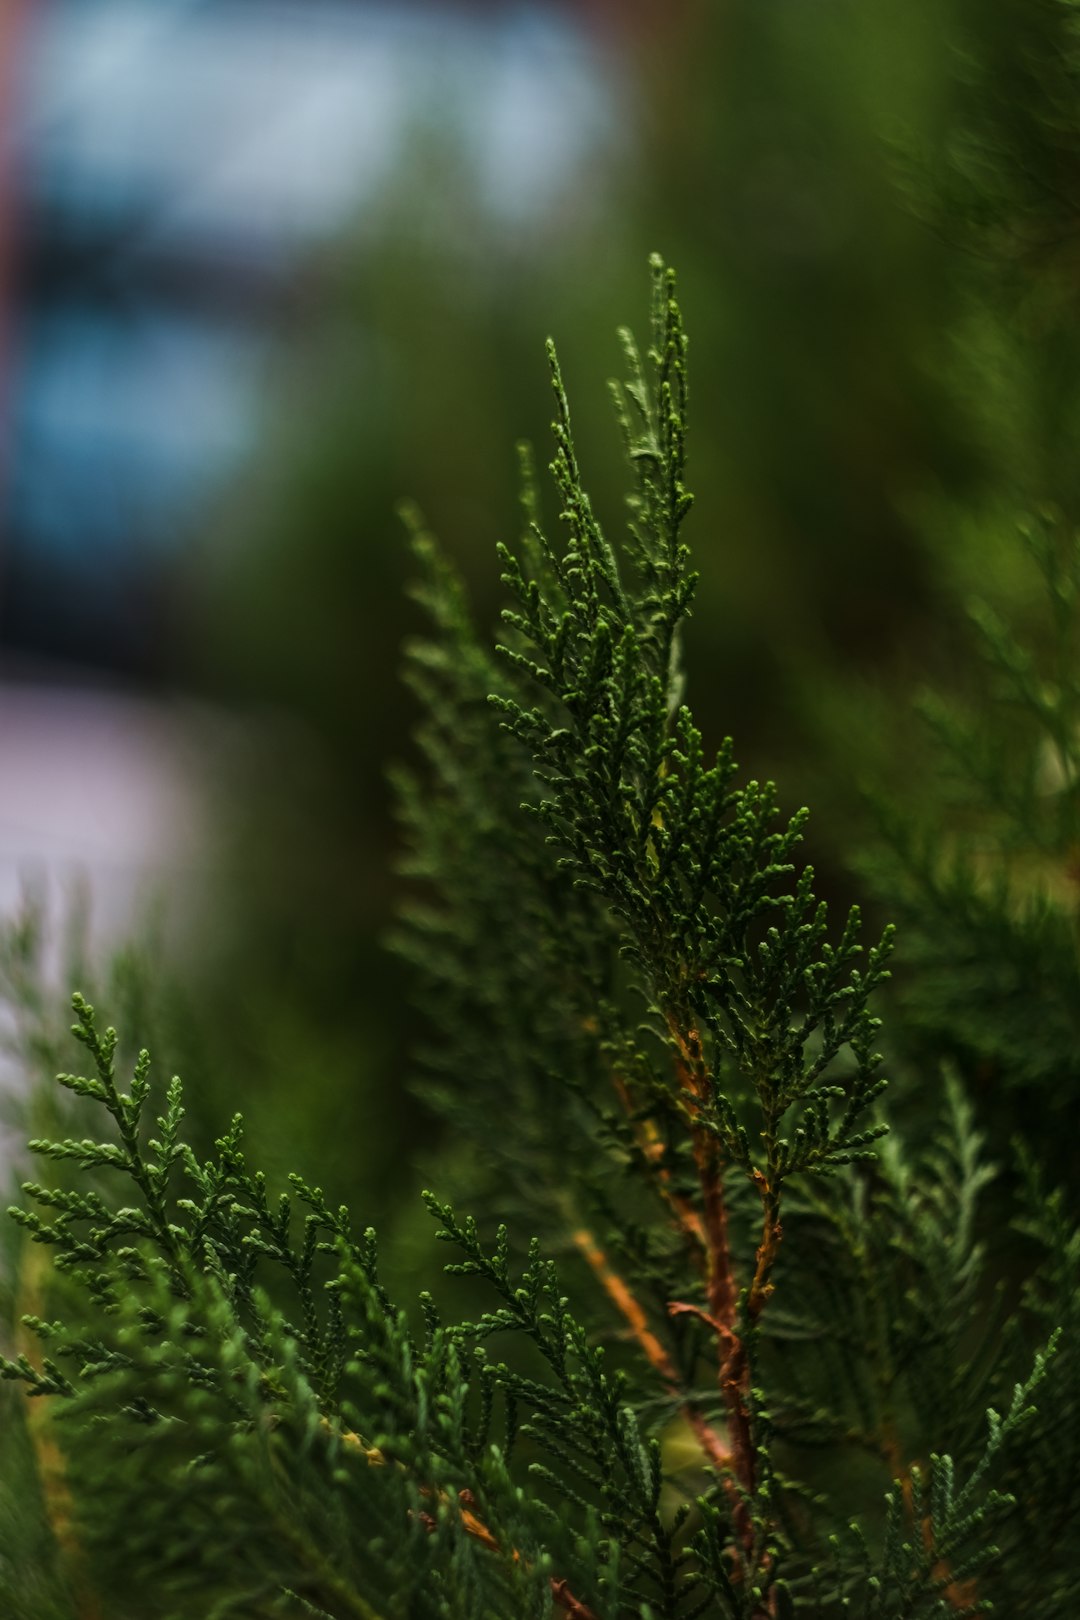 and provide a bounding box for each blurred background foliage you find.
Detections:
[6,0,1080,1269]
